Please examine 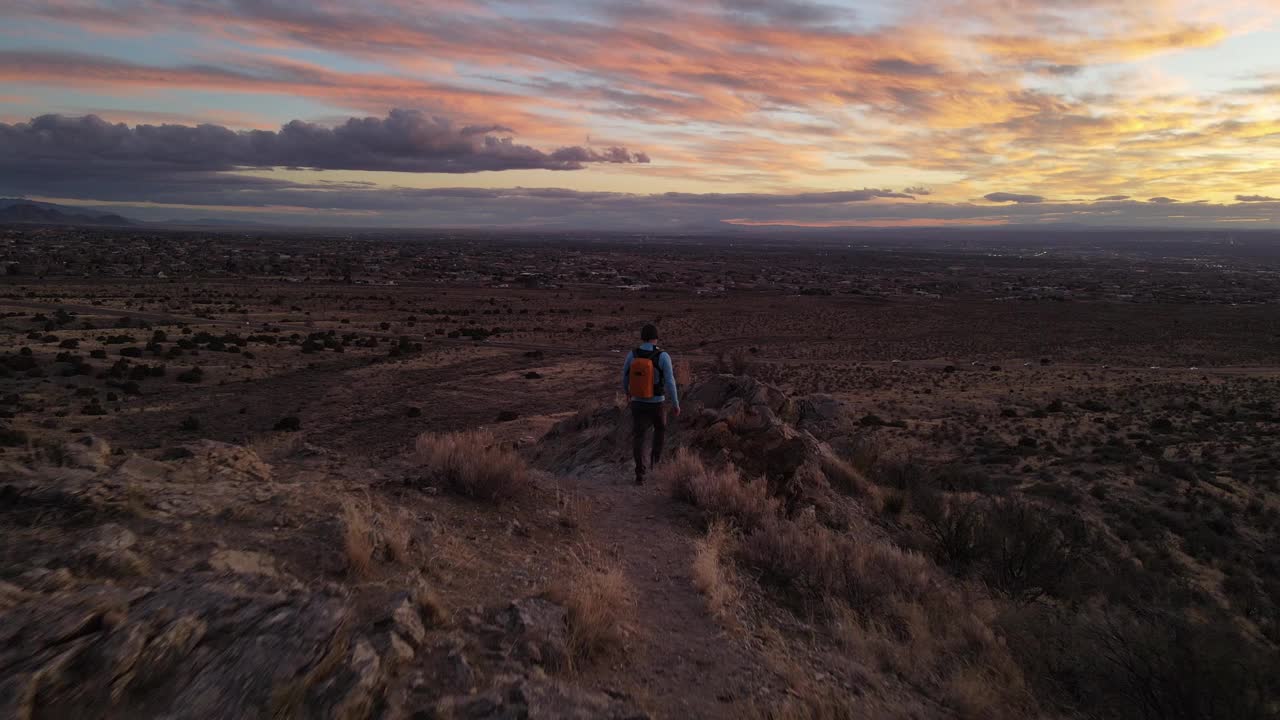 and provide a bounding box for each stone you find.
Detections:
[167,440,272,484]
[208,549,280,578]
[432,675,649,719]
[112,454,172,484]
[62,435,111,470]
[391,597,427,647]
[74,523,149,577]
[506,598,568,670]
[17,567,75,592]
